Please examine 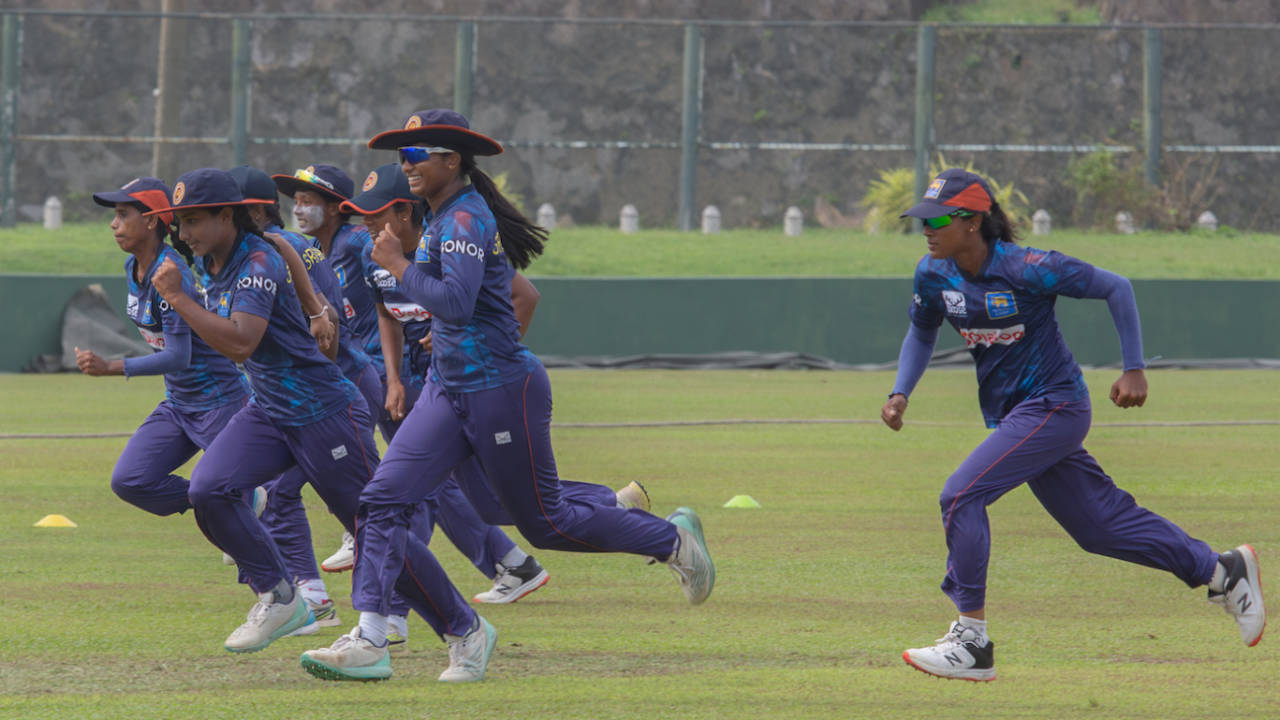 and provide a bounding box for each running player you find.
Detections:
[883,168,1266,681]
[342,163,549,604]
[151,169,481,672]
[77,177,250,521]
[227,164,379,634]
[301,110,714,683]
